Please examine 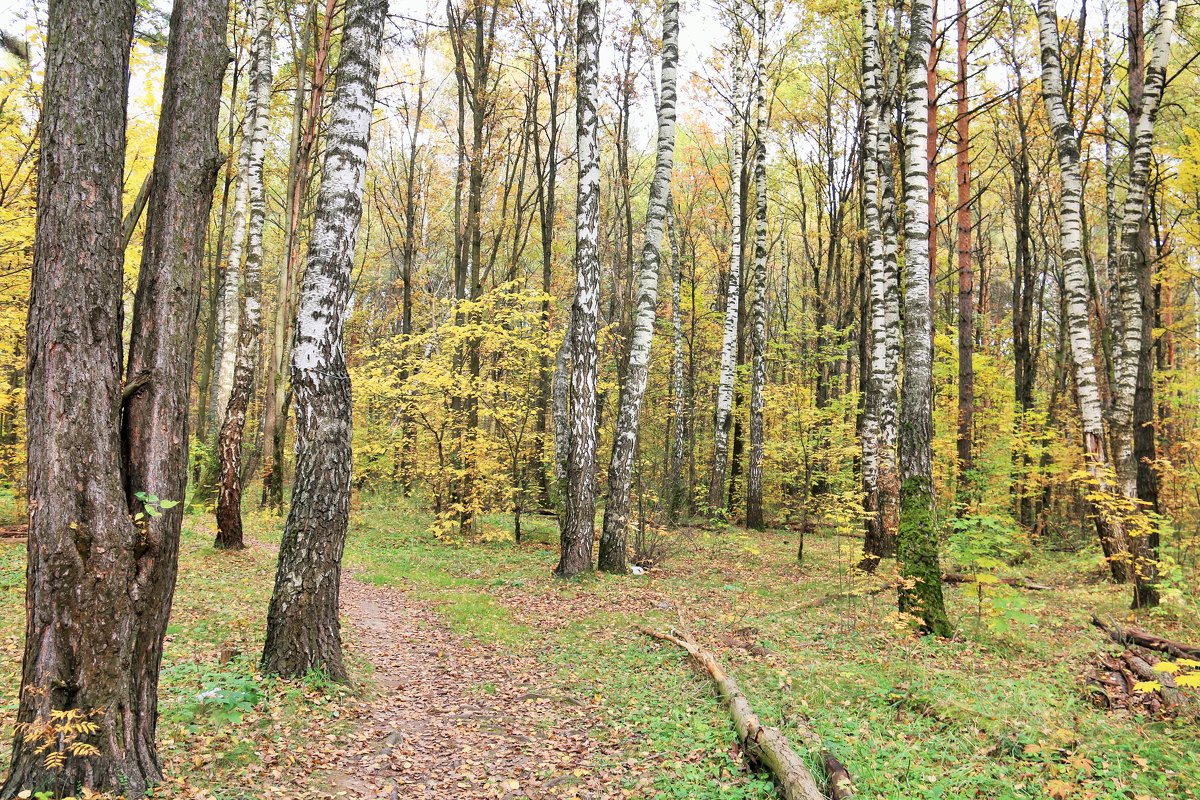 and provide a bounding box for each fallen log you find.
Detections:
[941,572,1051,590]
[641,626,828,800]
[1091,614,1200,660]
[822,752,855,798]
